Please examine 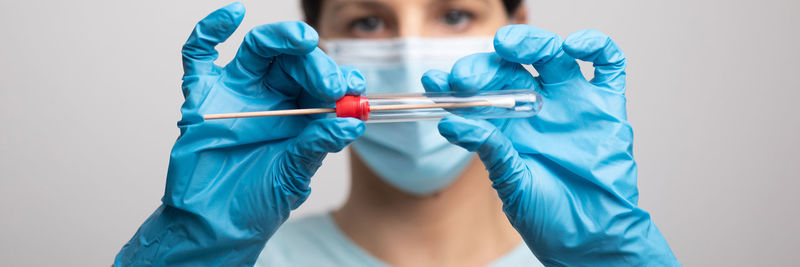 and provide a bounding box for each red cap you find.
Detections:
[335,95,370,121]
